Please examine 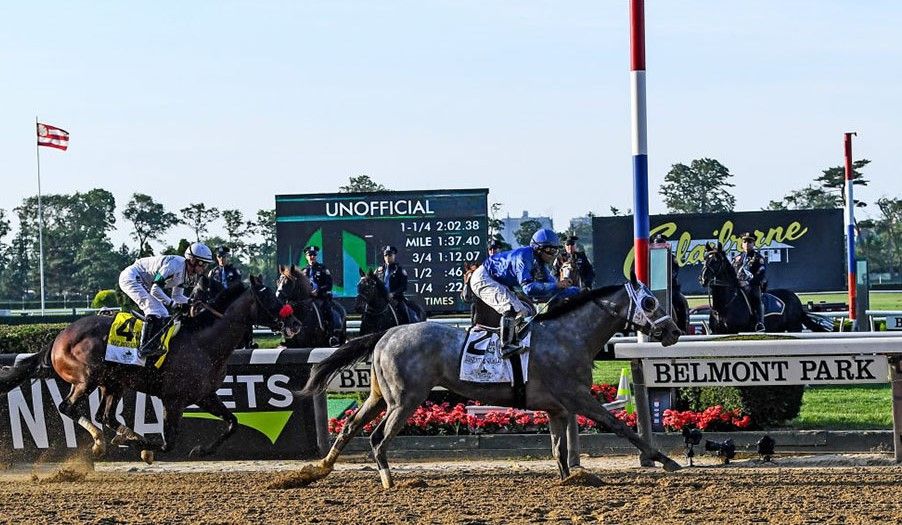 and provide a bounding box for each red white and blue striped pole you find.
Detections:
[844,132,857,324]
[630,0,649,285]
